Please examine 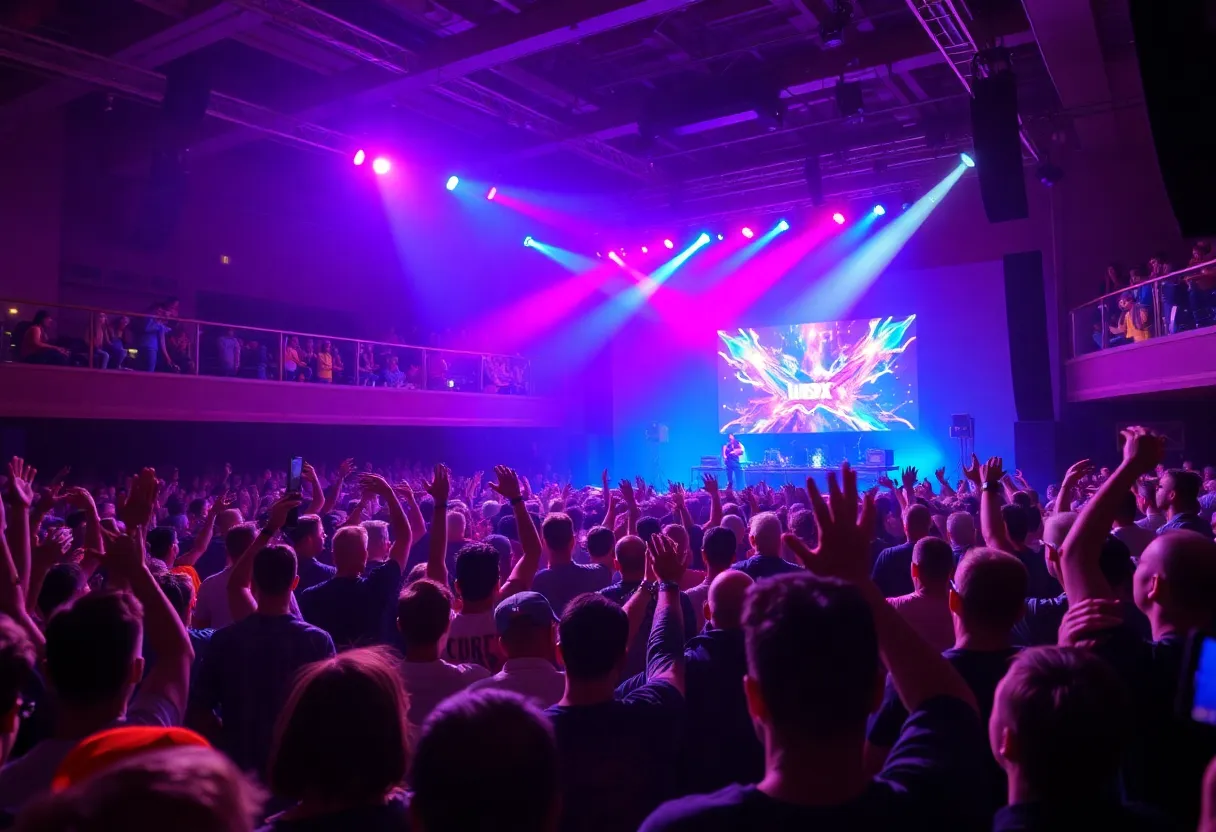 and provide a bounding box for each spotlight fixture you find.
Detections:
[960,152,976,168]
[741,227,755,239]
[641,246,649,254]
[832,212,846,225]
[716,233,724,241]
[523,236,535,247]
[664,239,675,249]
[352,149,366,166]
[872,204,886,216]
[697,232,711,244]
[818,0,854,49]
[445,175,460,191]
[486,186,497,200]
[371,157,391,175]
[776,219,790,232]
